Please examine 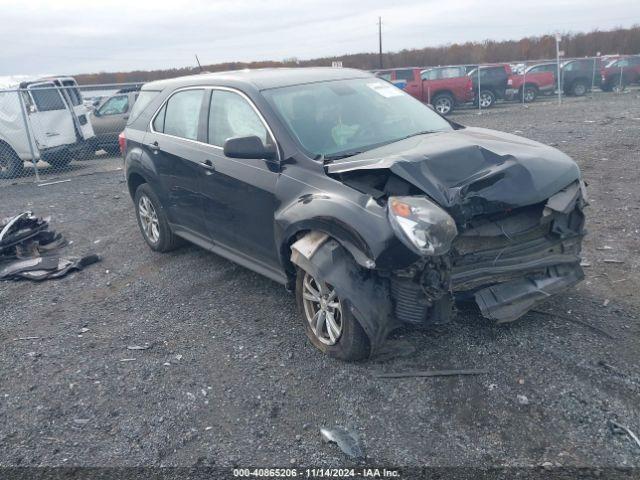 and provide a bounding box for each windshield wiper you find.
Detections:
[398,130,438,140]
[323,151,364,162]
